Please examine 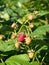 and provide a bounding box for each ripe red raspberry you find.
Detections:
[18,33,25,42]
